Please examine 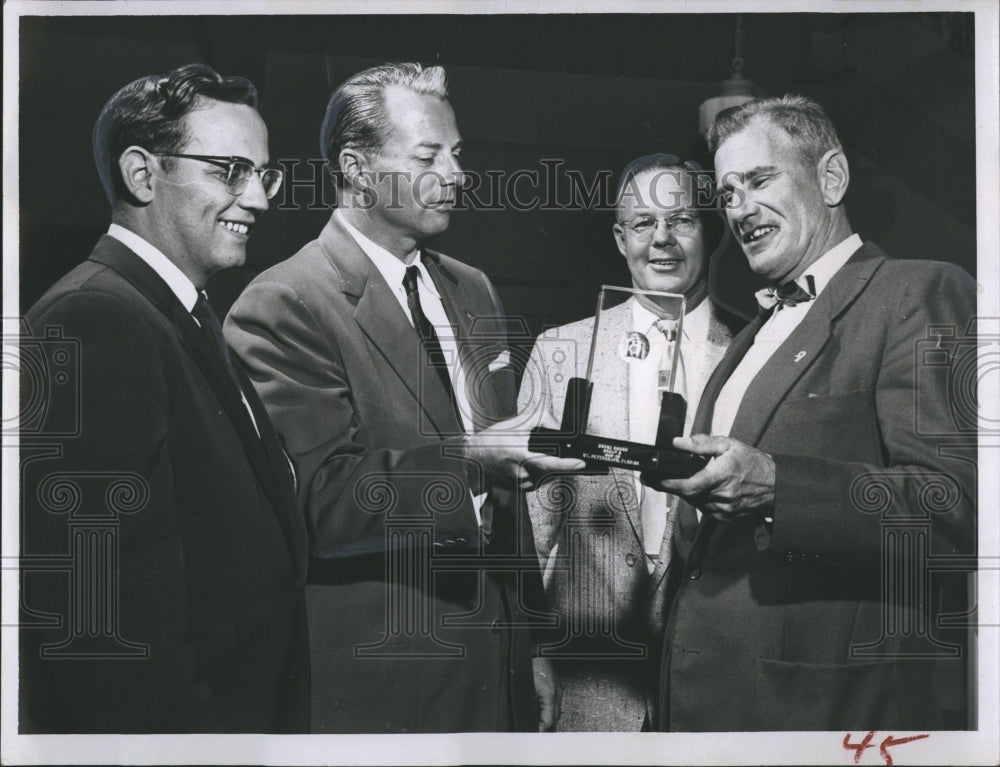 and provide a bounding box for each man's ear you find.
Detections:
[118,146,156,204]
[612,222,628,258]
[818,148,849,207]
[338,147,370,191]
